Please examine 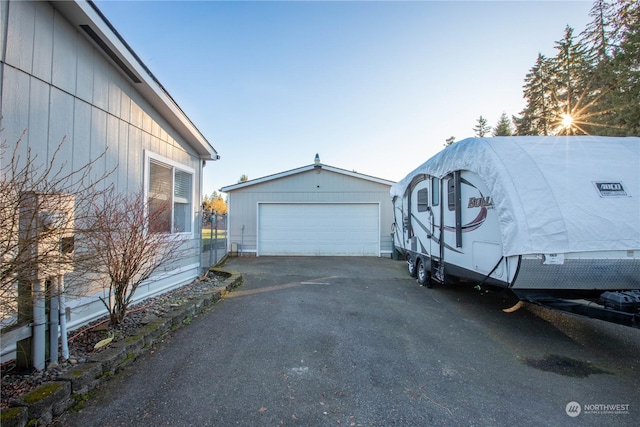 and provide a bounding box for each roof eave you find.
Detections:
[220,164,395,192]
[51,1,218,160]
